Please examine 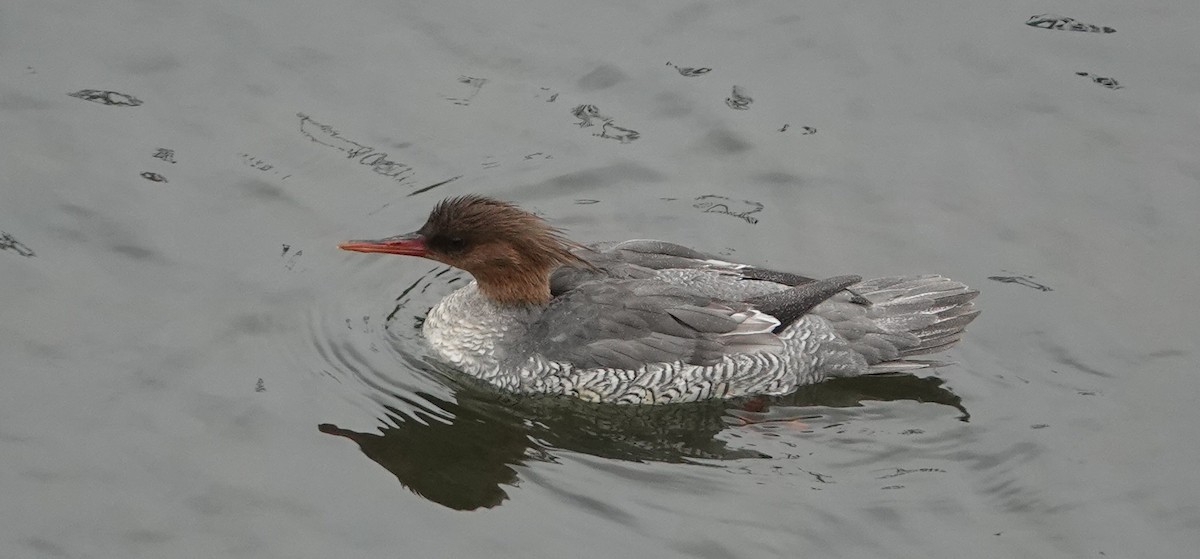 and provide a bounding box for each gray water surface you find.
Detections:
[3,1,1199,557]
